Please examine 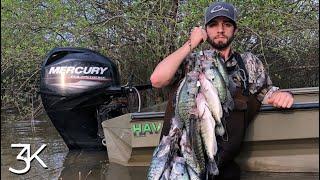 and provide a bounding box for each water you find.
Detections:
[1,113,68,179]
[1,112,318,180]
[1,112,149,180]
